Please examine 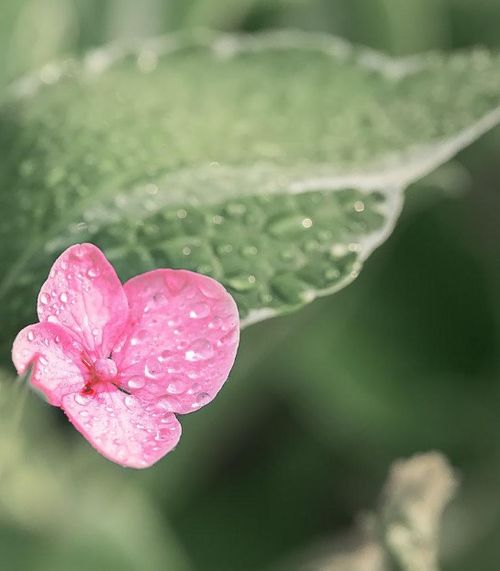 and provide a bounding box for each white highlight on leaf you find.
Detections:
[1,28,451,99]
